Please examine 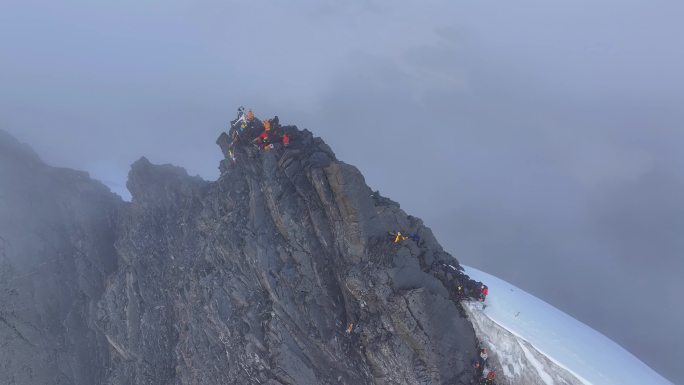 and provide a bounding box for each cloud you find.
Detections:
[1,0,683,381]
